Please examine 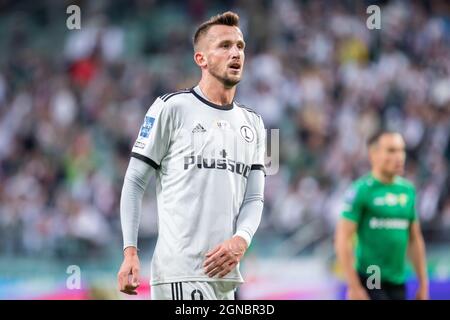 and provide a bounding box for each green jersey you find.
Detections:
[341,173,417,284]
